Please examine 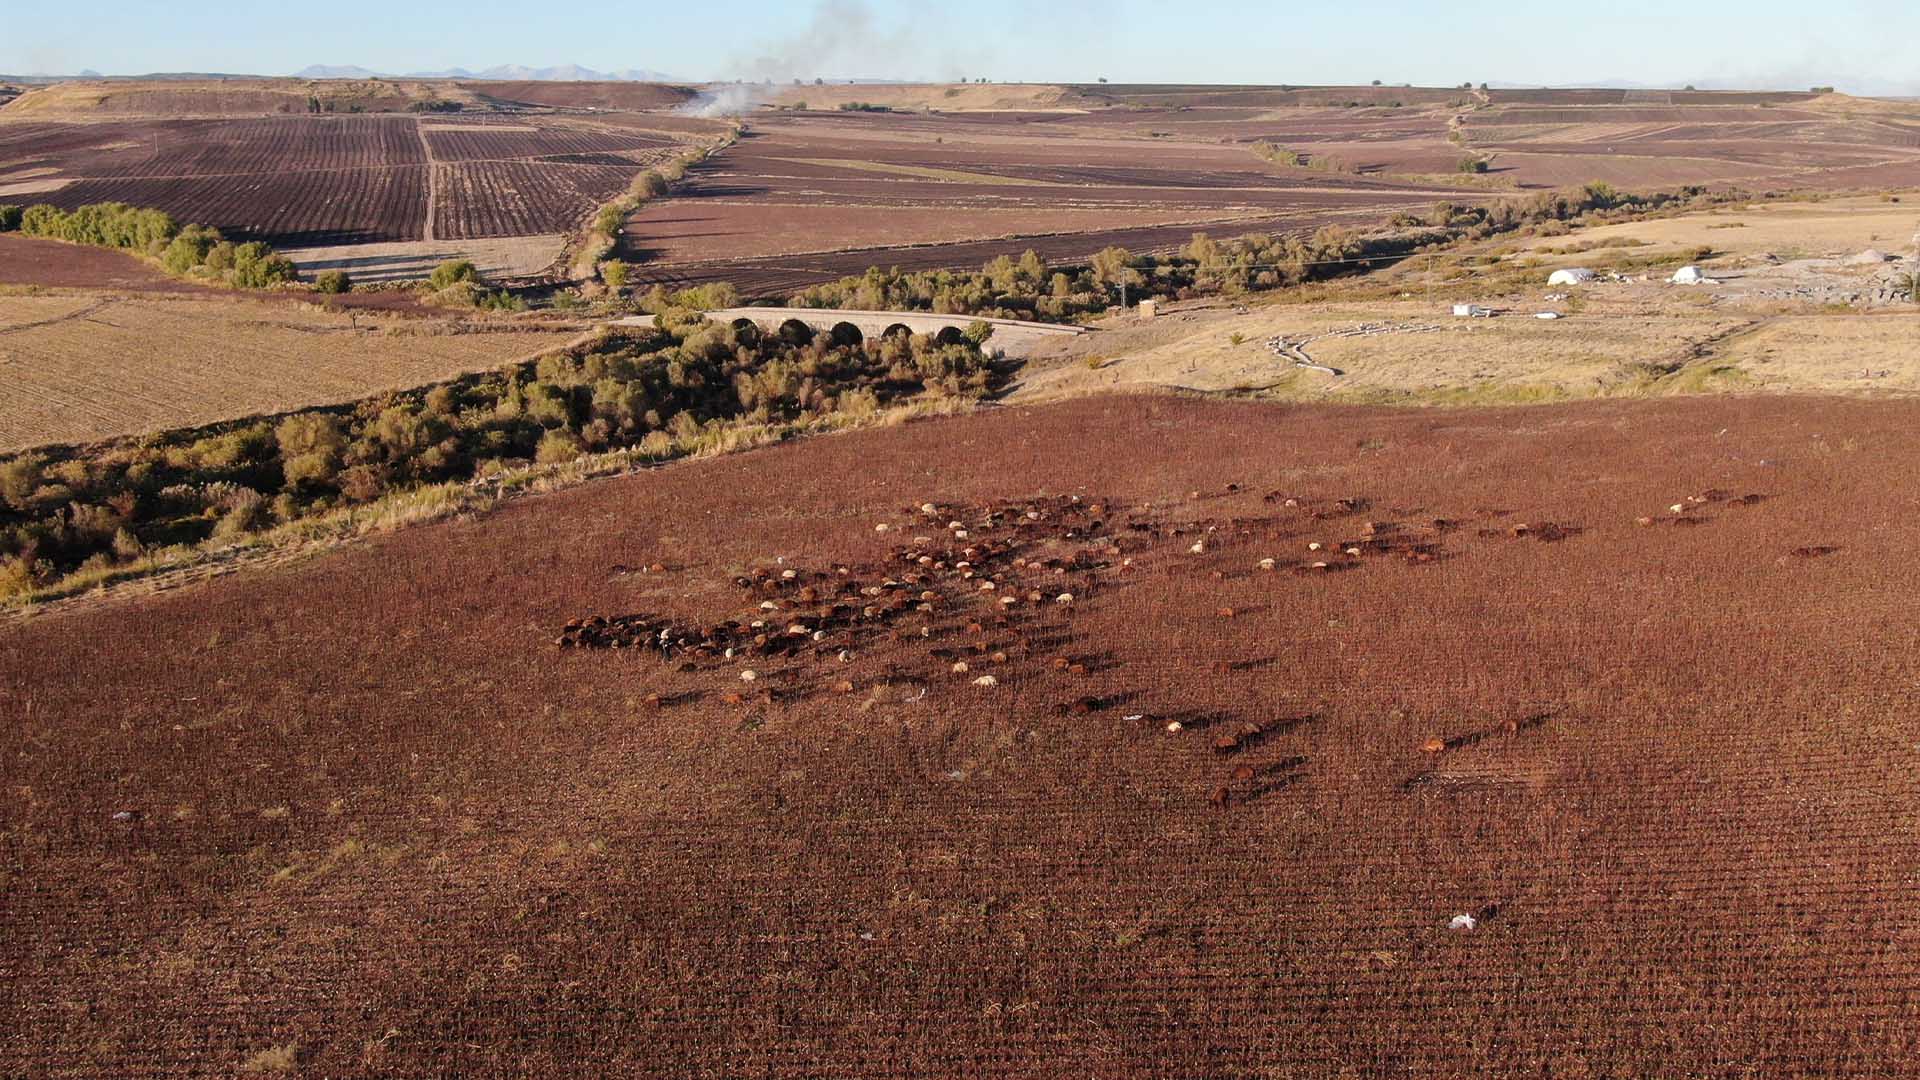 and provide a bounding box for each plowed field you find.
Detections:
[5,393,1918,1077]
